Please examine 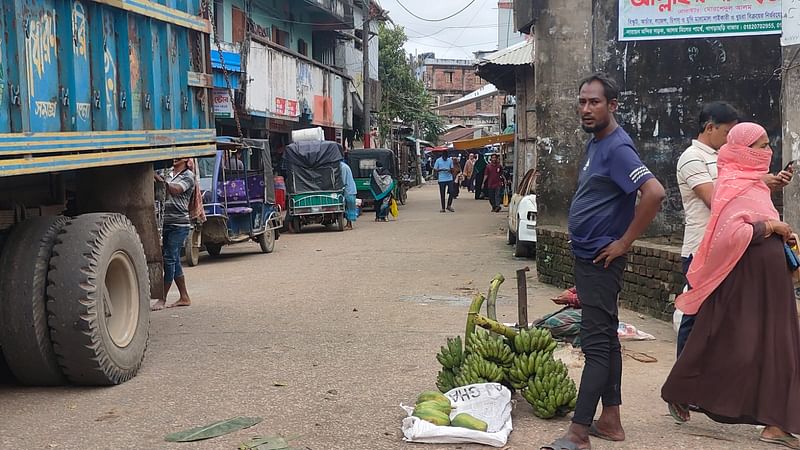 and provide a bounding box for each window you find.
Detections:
[298,39,308,56]
[231,7,245,44]
[213,0,224,38]
[445,71,454,83]
[476,100,482,110]
[272,27,290,47]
